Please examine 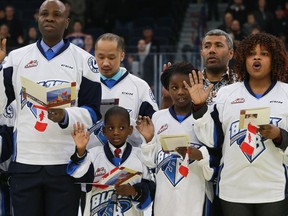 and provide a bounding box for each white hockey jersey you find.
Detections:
[0,40,101,165]
[0,100,15,216]
[89,68,158,147]
[141,107,214,216]
[194,81,288,203]
[0,100,15,162]
[68,143,152,216]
